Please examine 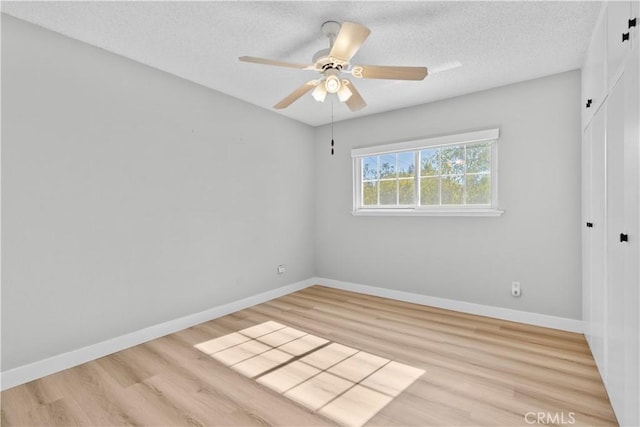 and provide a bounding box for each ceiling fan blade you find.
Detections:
[344,80,367,112]
[351,65,428,80]
[239,56,314,70]
[274,80,320,109]
[328,22,371,63]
